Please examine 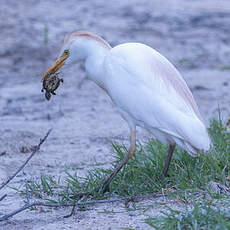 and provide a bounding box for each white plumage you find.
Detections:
[42,31,211,190]
[104,43,210,155]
